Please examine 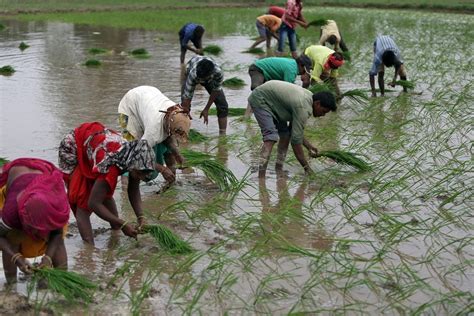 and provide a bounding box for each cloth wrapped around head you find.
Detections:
[324,53,345,70]
[164,105,191,144]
